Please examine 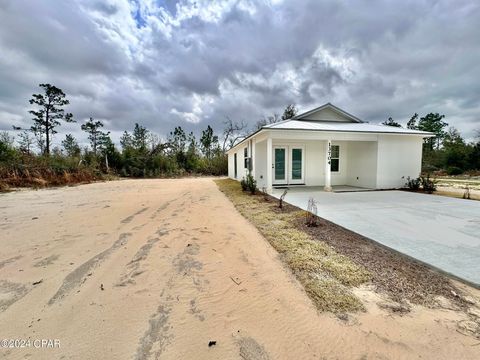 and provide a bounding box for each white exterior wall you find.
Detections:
[227,130,425,190]
[376,135,423,189]
[227,152,234,178]
[346,142,378,188]
[227,145,249,180]
[254,140,268,189]
[331,141,348,186]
